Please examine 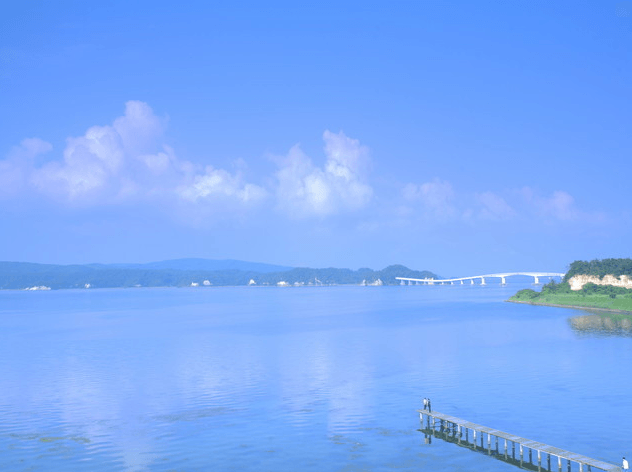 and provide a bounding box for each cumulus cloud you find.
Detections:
[274,130,372,217]
[178,166,267,203]
[30,101,173,201]
[2,101,264,210]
